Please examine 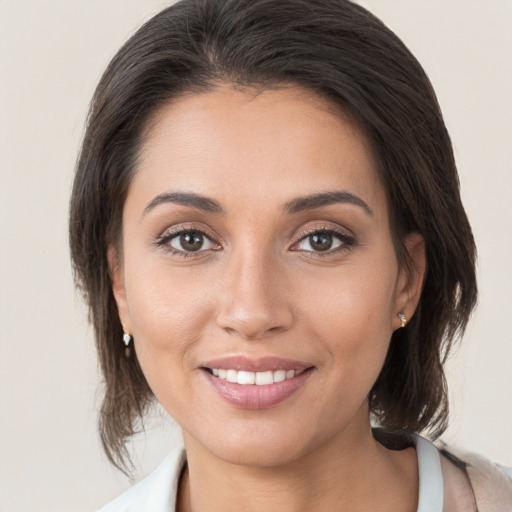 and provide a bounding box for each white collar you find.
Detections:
[413,434,444,512]
[98,434,444,512]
